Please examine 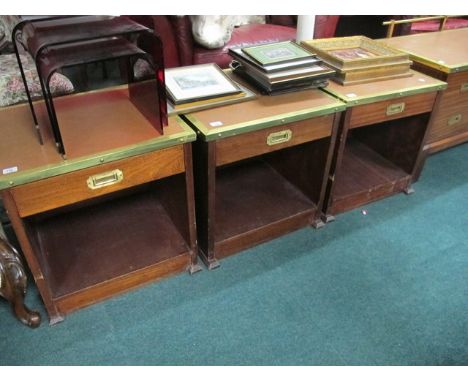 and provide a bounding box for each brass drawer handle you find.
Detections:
[267,129,292,146]
[461,83,468,92]
[448,114,462,126]
[87,169,124,190]
[386,102,405,116]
